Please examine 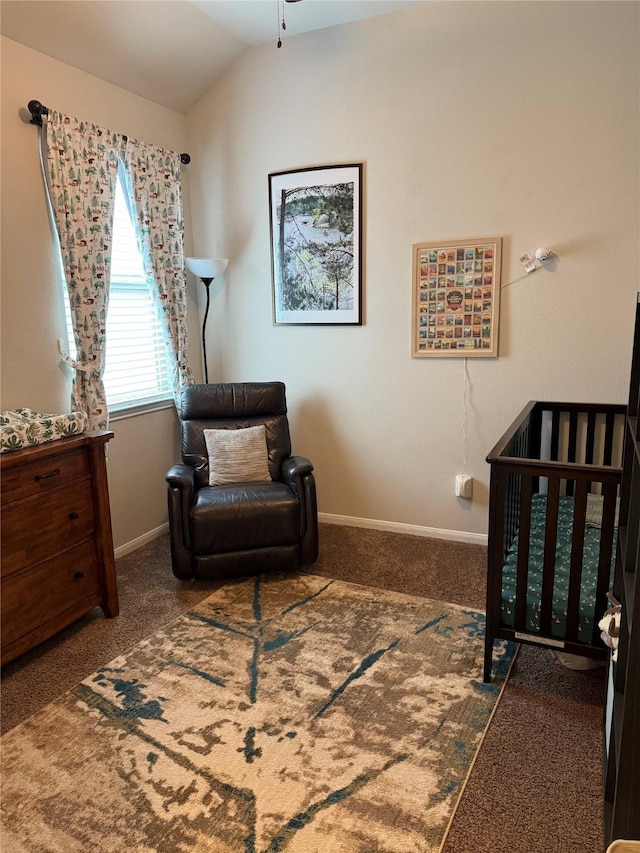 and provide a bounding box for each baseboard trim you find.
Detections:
[114,523,169,559]
[318,513,487,546]
[114,516,487,559]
